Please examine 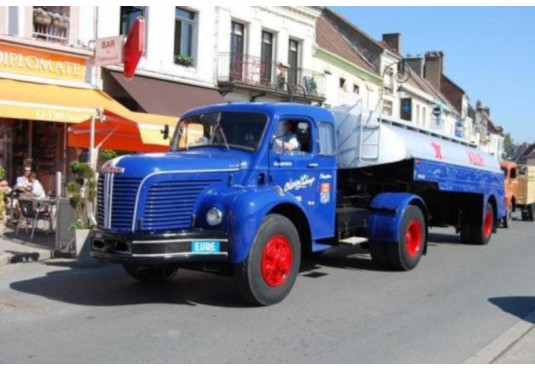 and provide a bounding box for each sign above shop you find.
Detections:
[0,41,87,82]
[95,36,123,66]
